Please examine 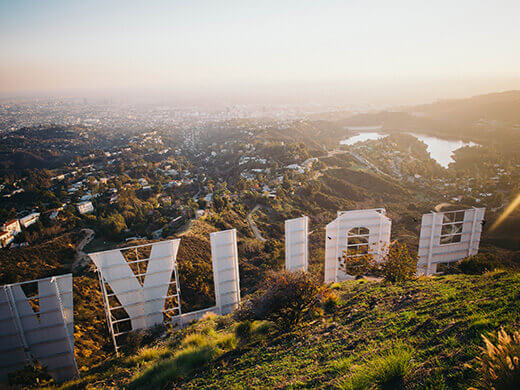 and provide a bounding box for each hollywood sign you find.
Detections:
[322,207,484,282]
[0,207,485,382]
[0,274,78,383]
[324,208,392,283]
[89,230,241,354]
